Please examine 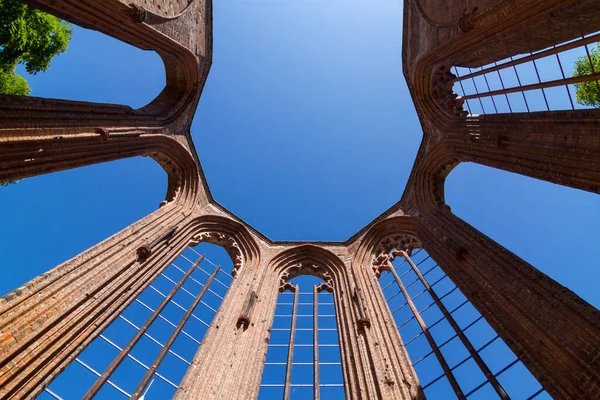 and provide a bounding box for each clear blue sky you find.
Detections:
[2,0,600,398]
